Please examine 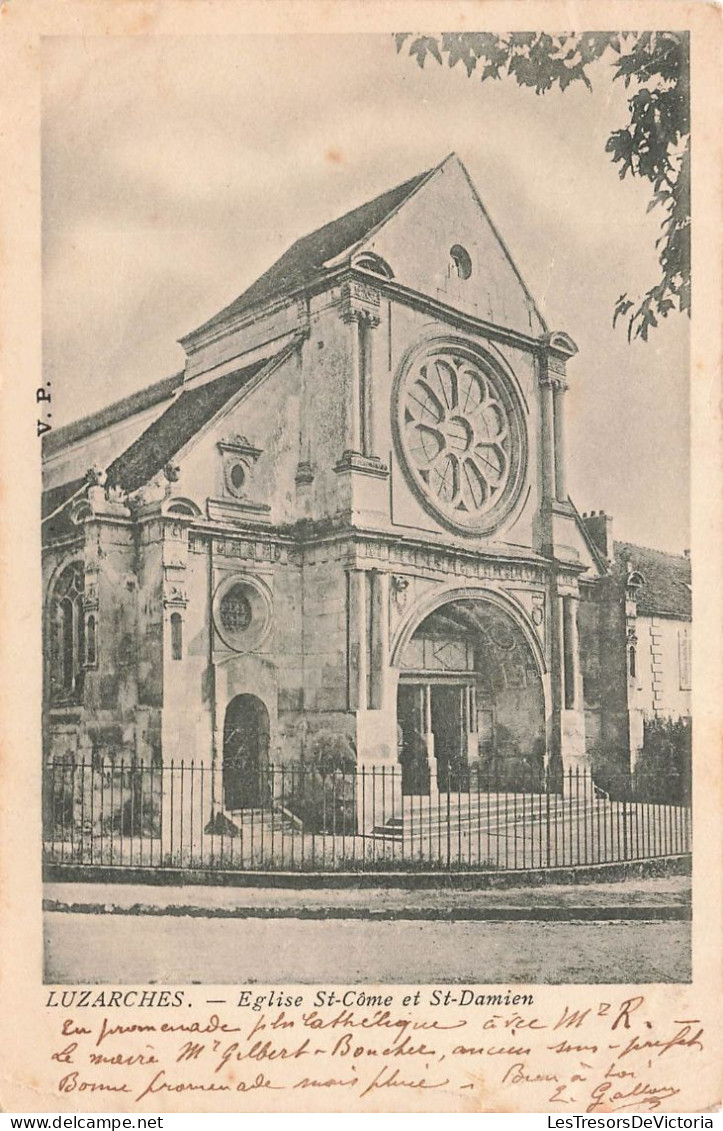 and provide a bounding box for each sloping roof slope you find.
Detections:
[614,541,691,619]
[105,357,270,493]
[187,166,434,339]
[41,476,87,543]
[43,372,184,458]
